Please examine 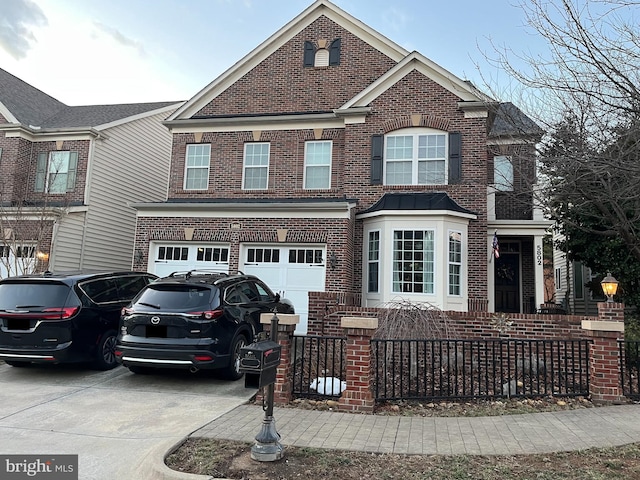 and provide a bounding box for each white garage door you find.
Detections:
[151,243,230,277]
[240,245,326,335]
